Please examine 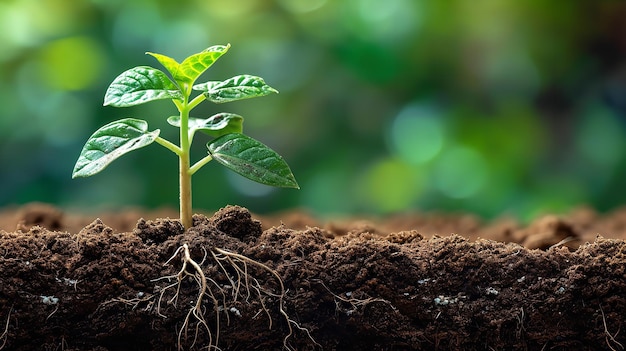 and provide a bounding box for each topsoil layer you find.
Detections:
[0,202,625,350]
